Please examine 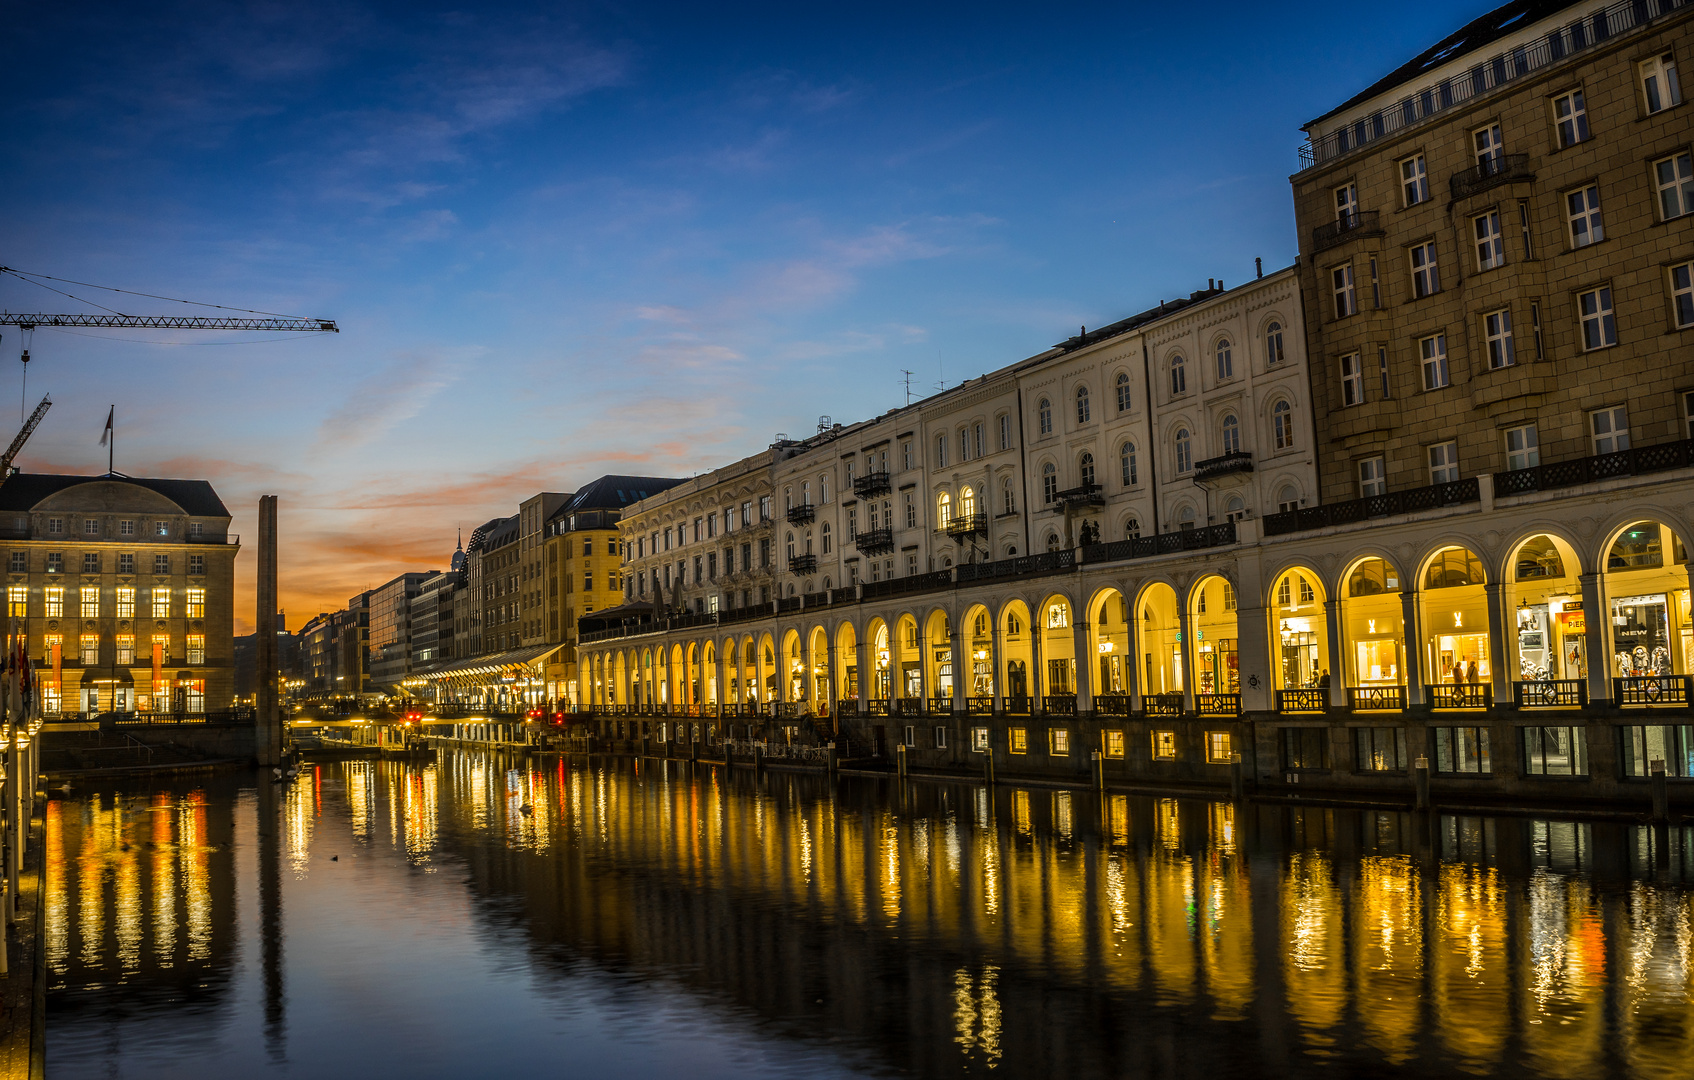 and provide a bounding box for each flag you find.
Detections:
[99,406,113,447]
